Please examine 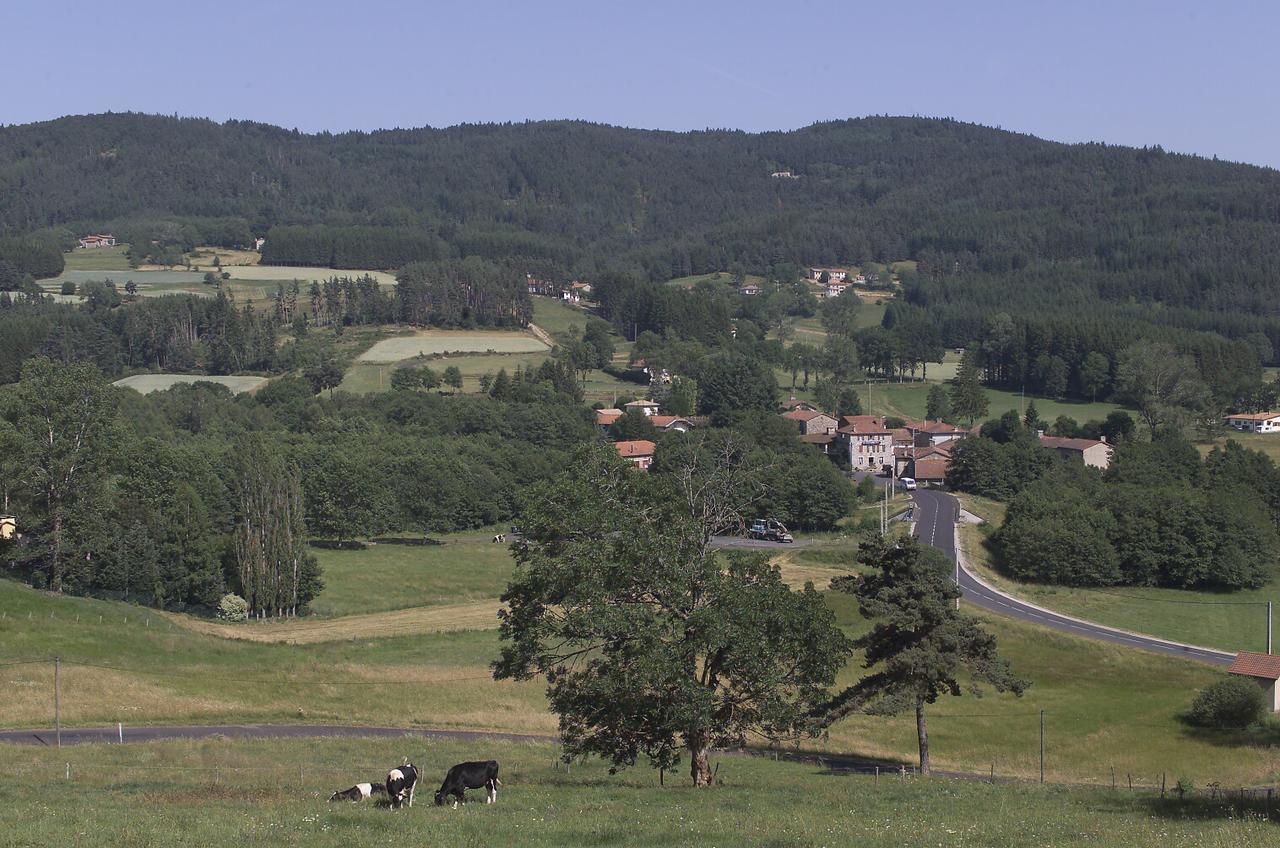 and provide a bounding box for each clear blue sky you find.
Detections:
[4,0,1278,167]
